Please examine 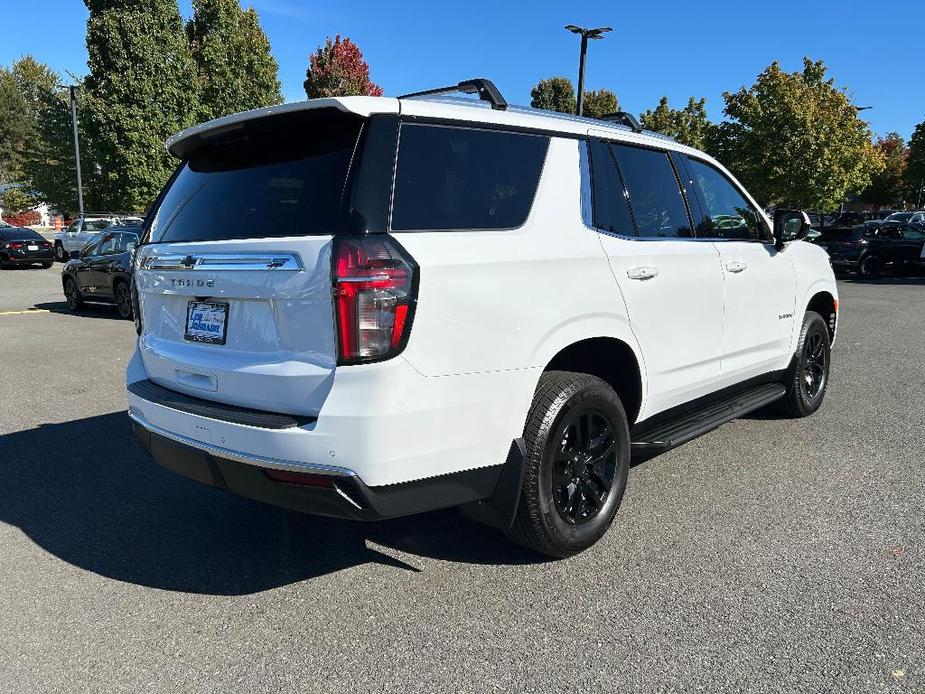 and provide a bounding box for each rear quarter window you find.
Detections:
[390,124,549,231]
